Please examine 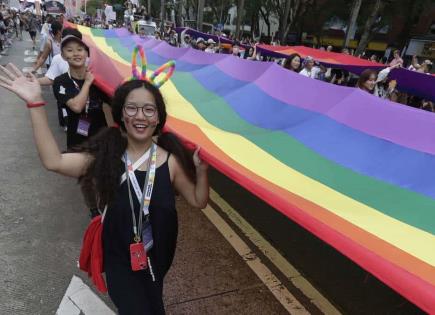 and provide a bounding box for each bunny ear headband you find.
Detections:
[129,45,176,88]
